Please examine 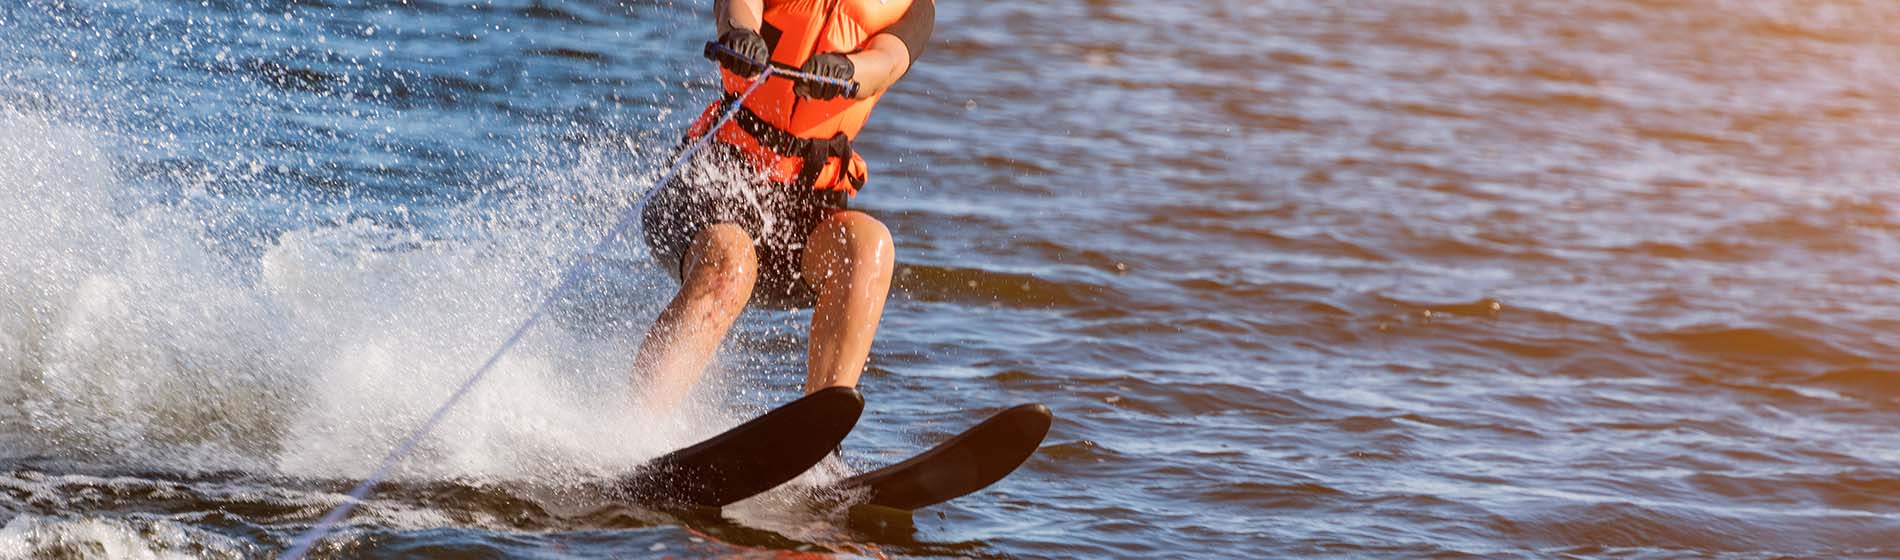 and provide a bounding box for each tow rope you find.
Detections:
[278,69,784,560]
